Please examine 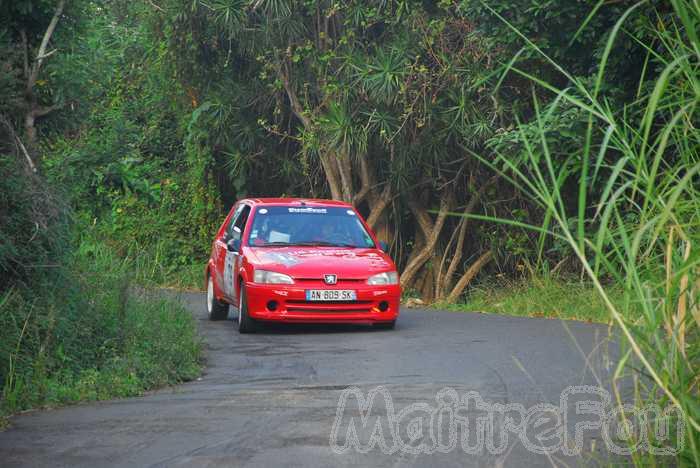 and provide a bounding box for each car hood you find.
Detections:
[245,246,394,279]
